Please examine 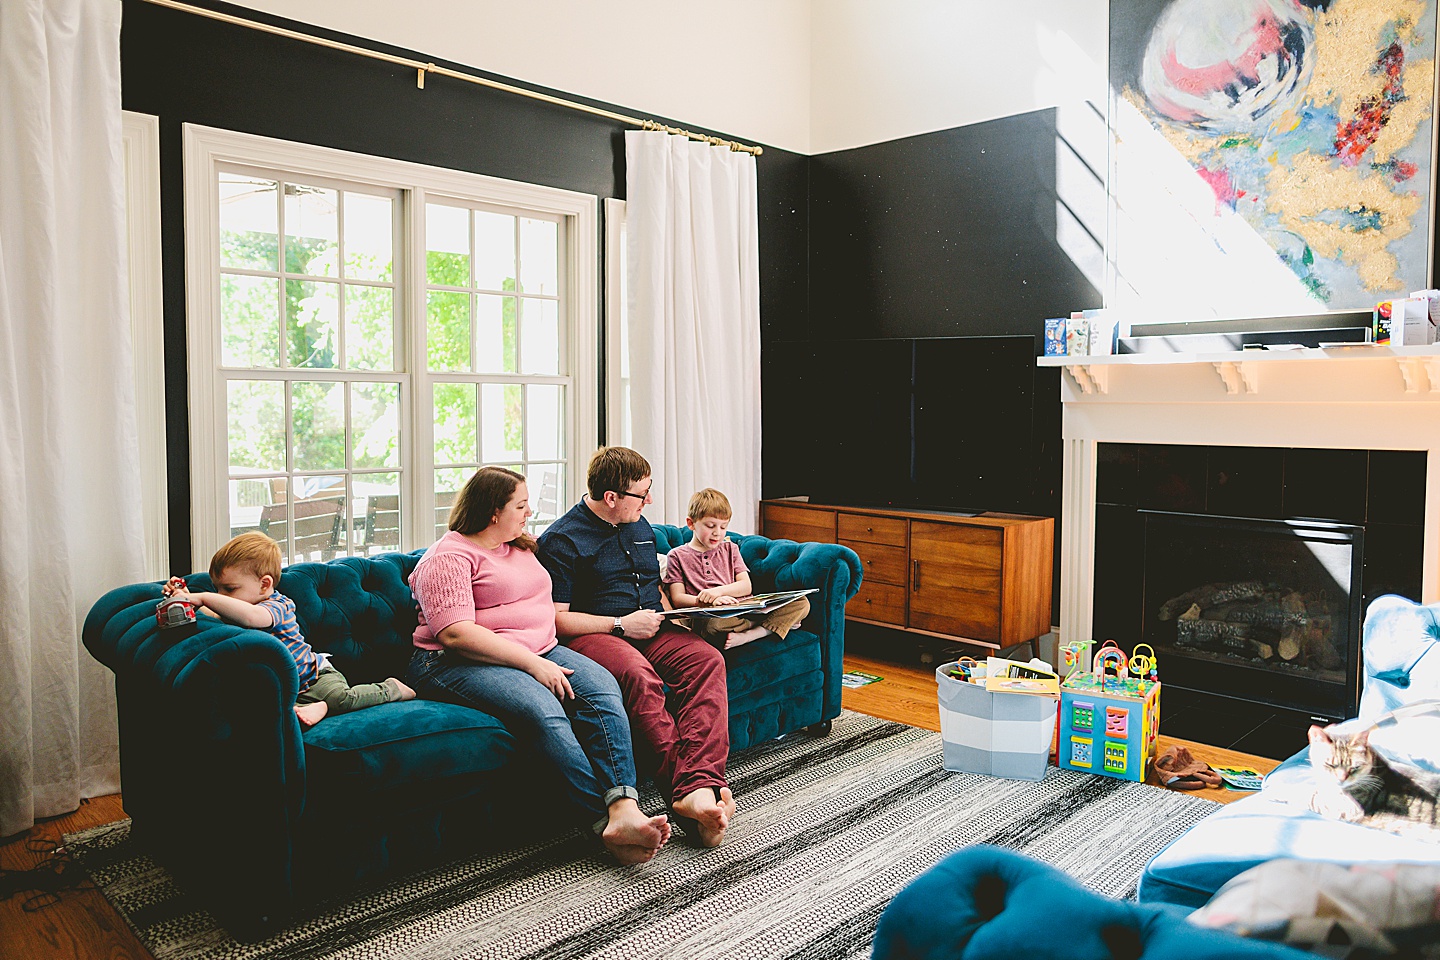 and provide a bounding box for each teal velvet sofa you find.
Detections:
[874,845,1312,960]
[83,525,860,937]
[1138,594,1440,909]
